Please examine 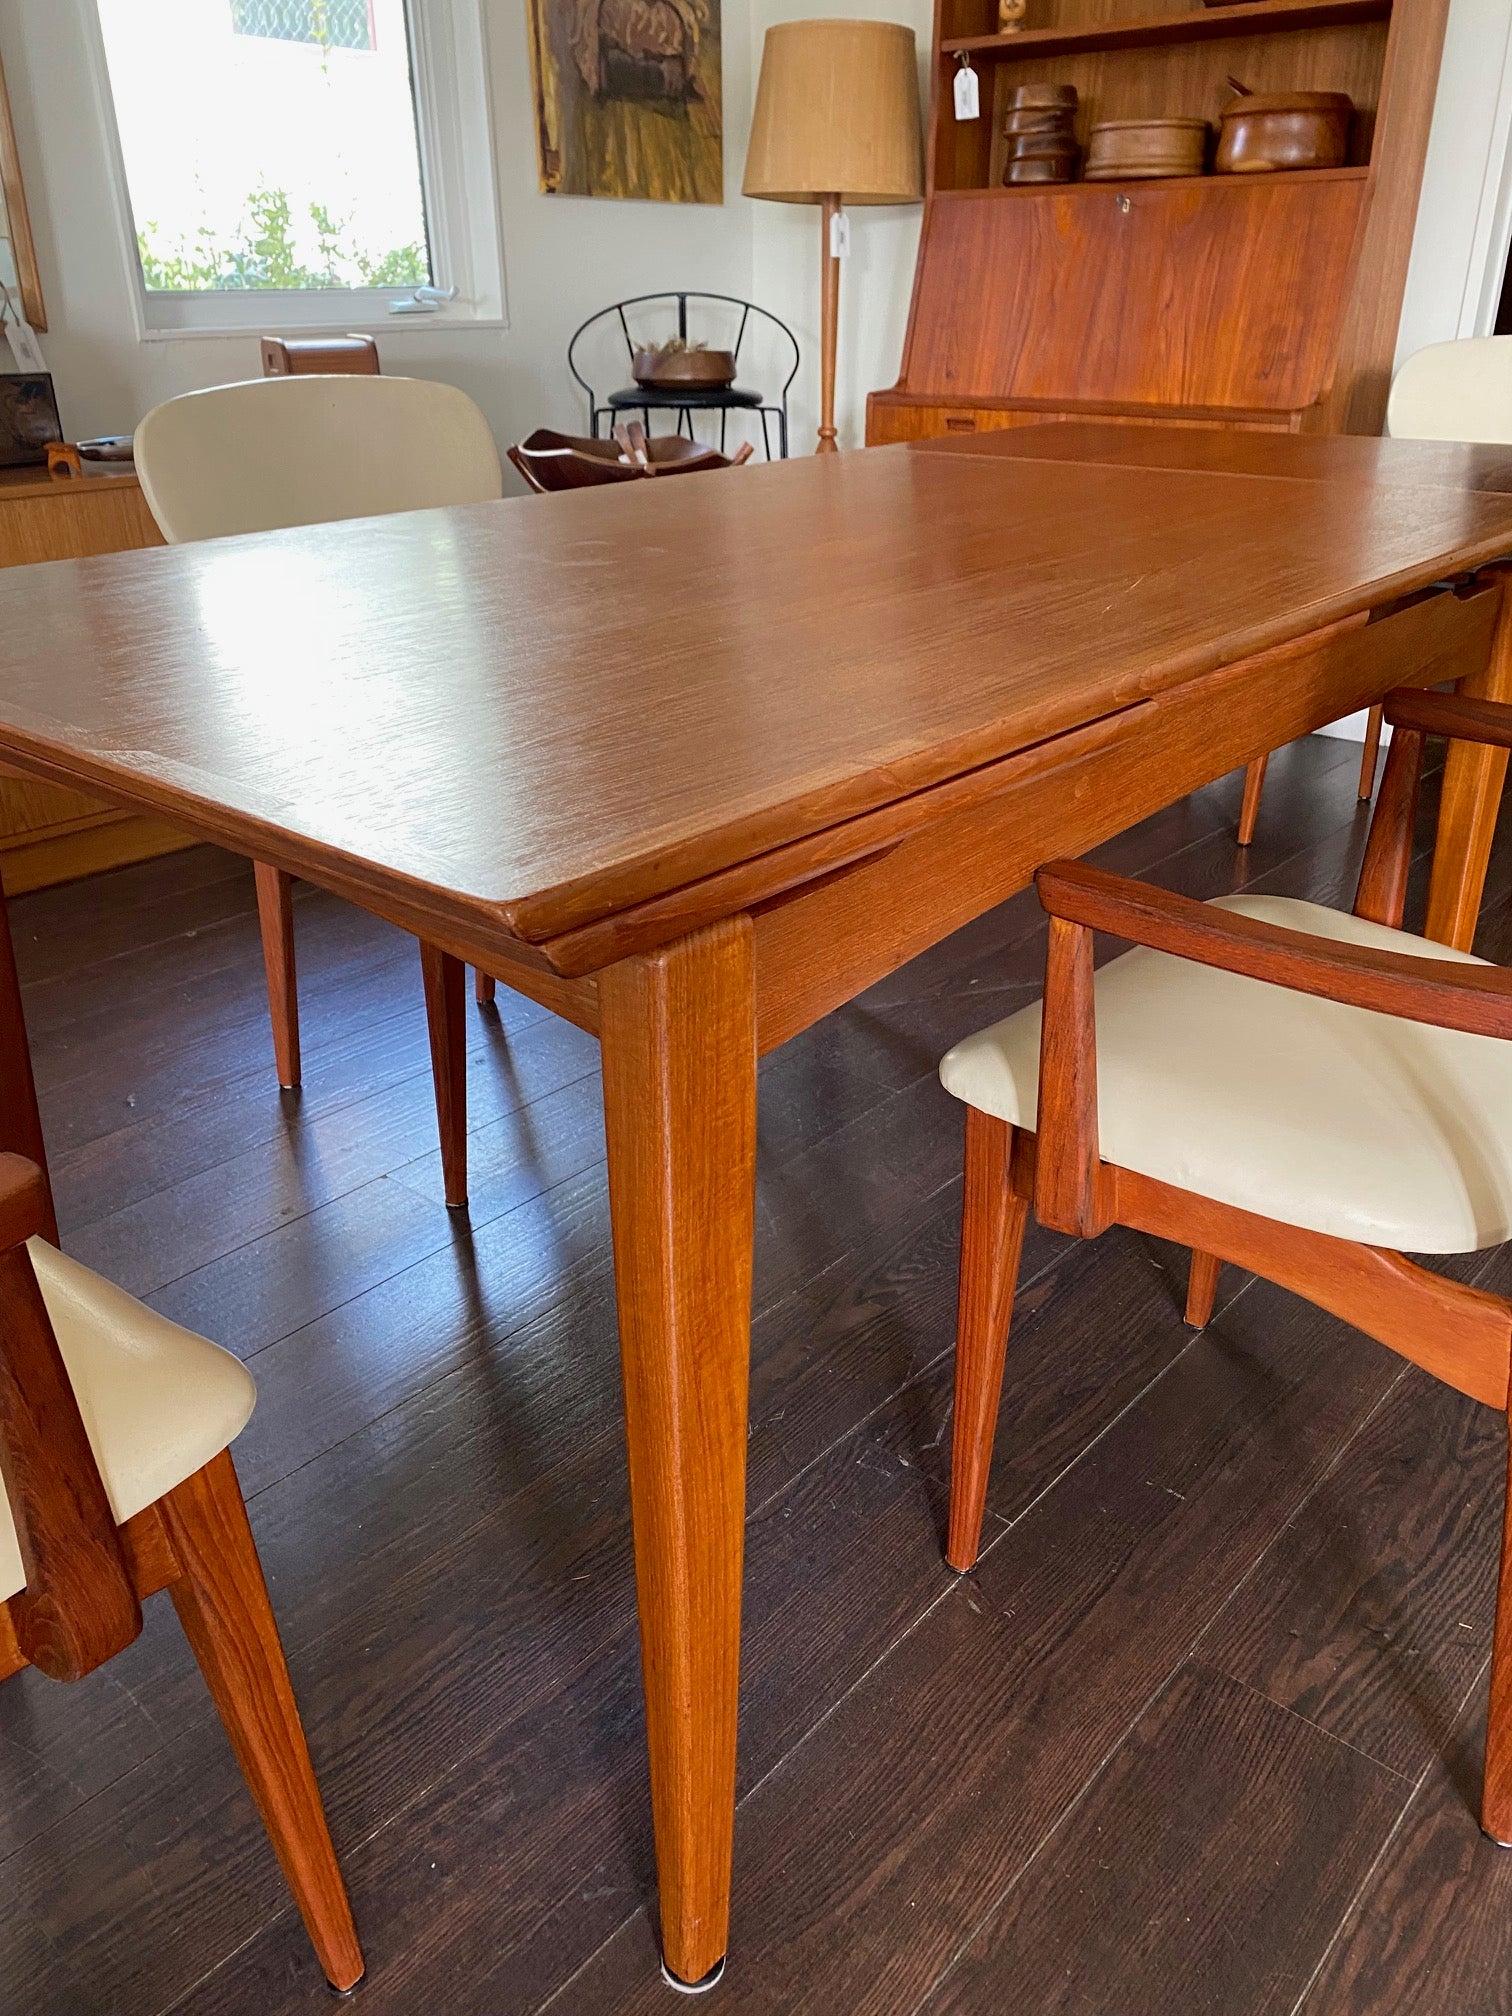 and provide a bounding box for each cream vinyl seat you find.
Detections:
[0,1237,255,1600]
[1387,335,1512,443]
[134,372,503,541]
[940,893,1512,1254]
